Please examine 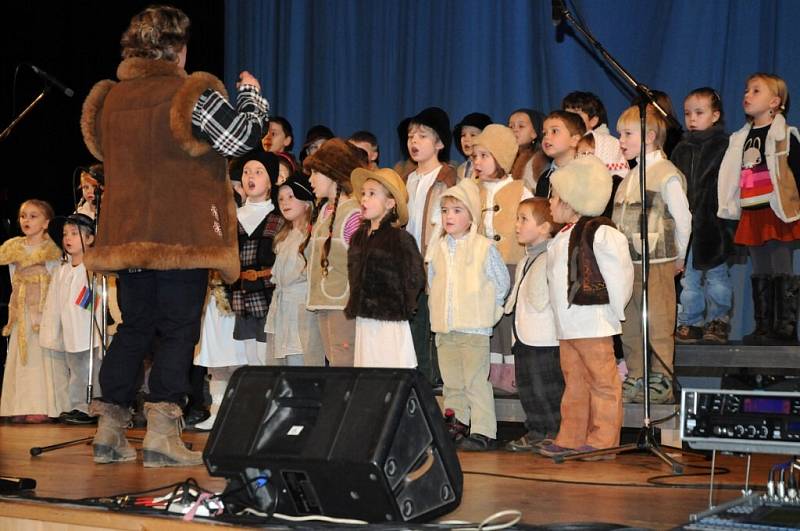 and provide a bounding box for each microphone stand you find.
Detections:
[0,88,50,142]
[550,2,687,473]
